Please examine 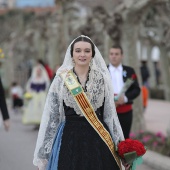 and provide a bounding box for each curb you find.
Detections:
[143,150,170,170]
